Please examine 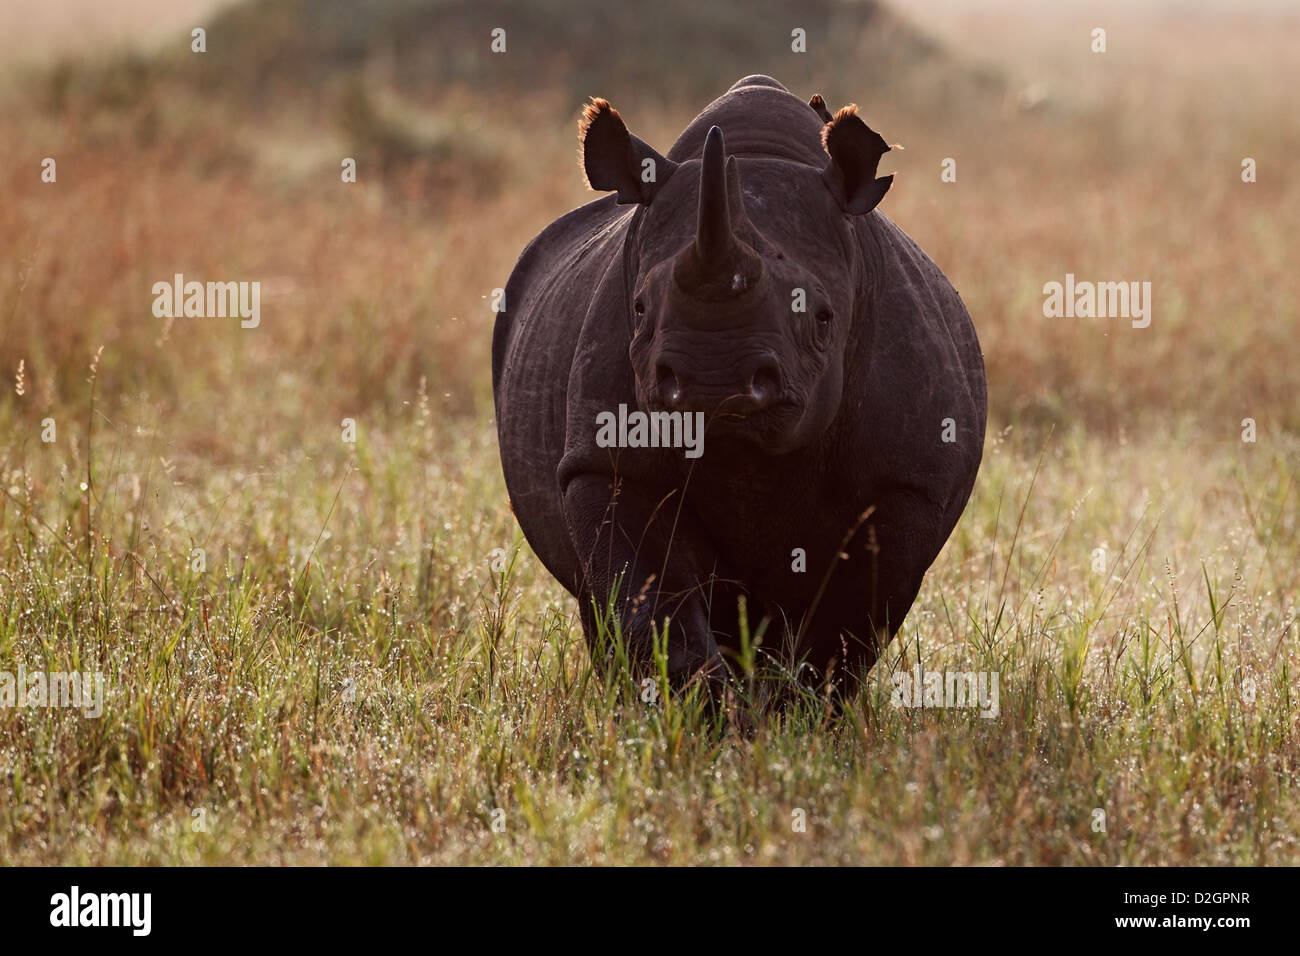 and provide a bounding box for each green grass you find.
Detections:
[2,383,1296,863]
